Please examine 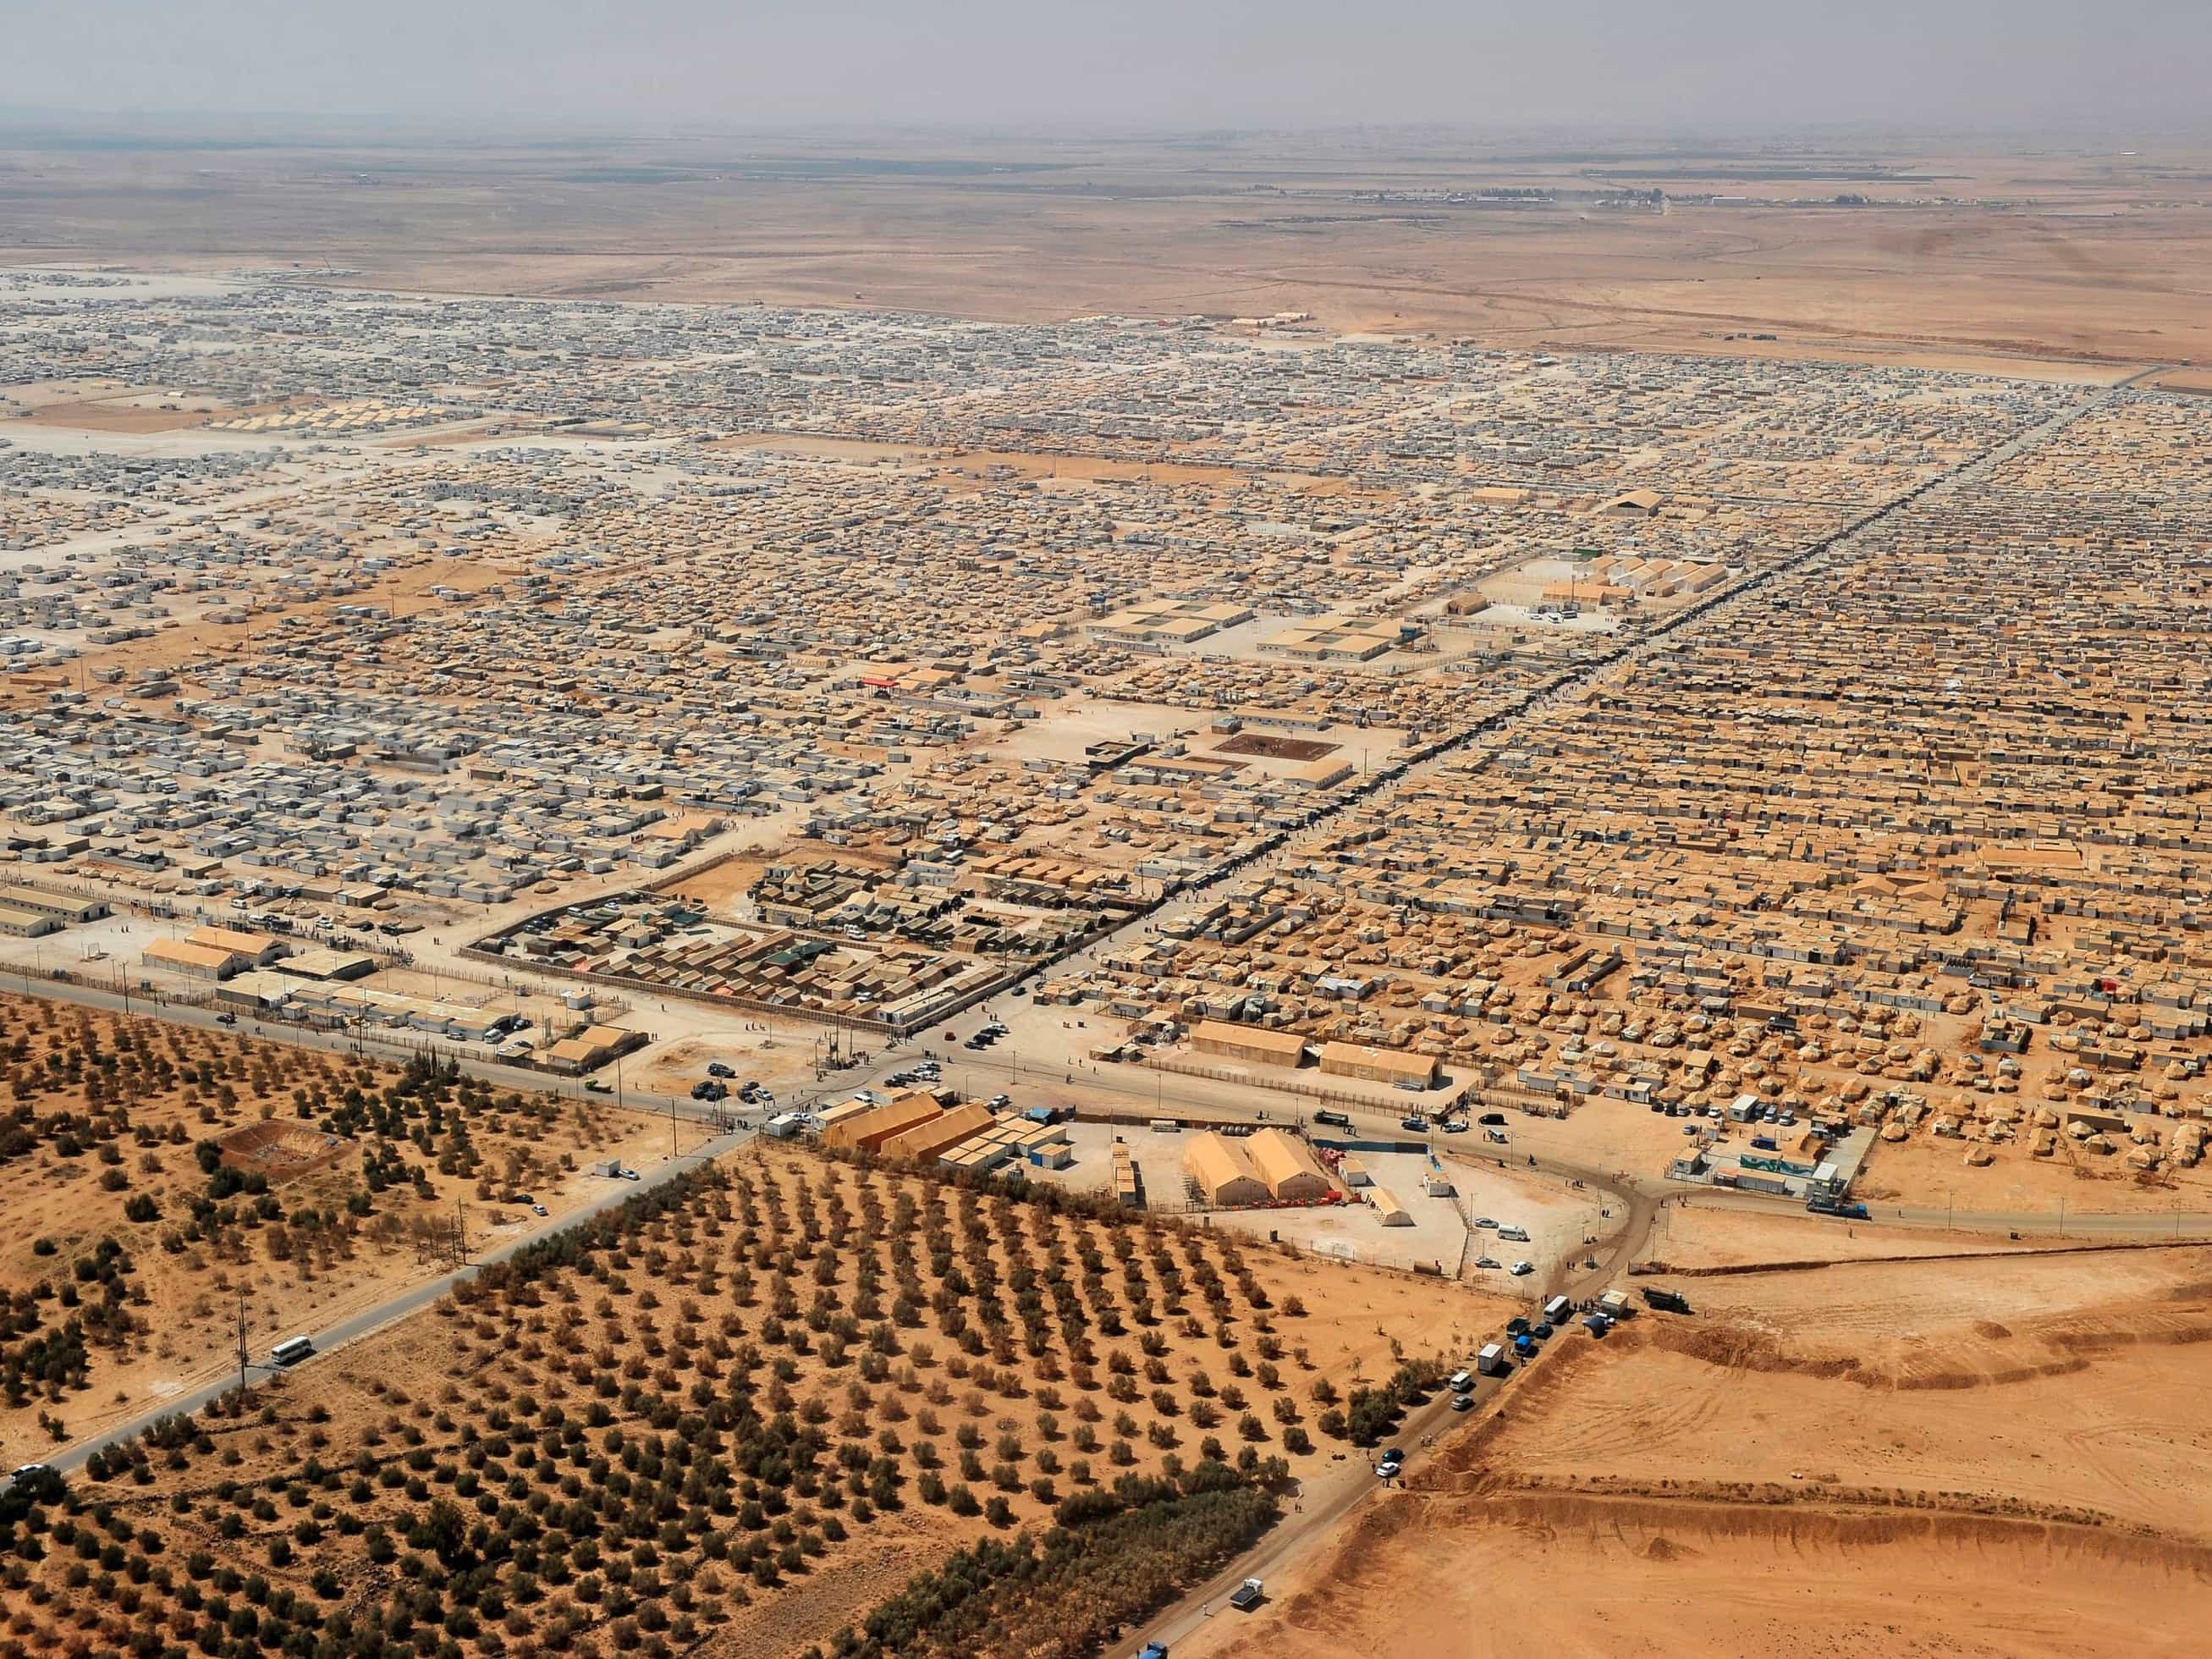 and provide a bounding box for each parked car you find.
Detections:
[1439,1119,1468,1134]
[1477,1112,1507,1126]
[1510,1260,1535,1276]
[1450,1392,1476,1412]
[707,1062,735,1078]
[1474,1255,1502,1270]
[1474,1216,1499,1229]
[1400,1115,1430,1133]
